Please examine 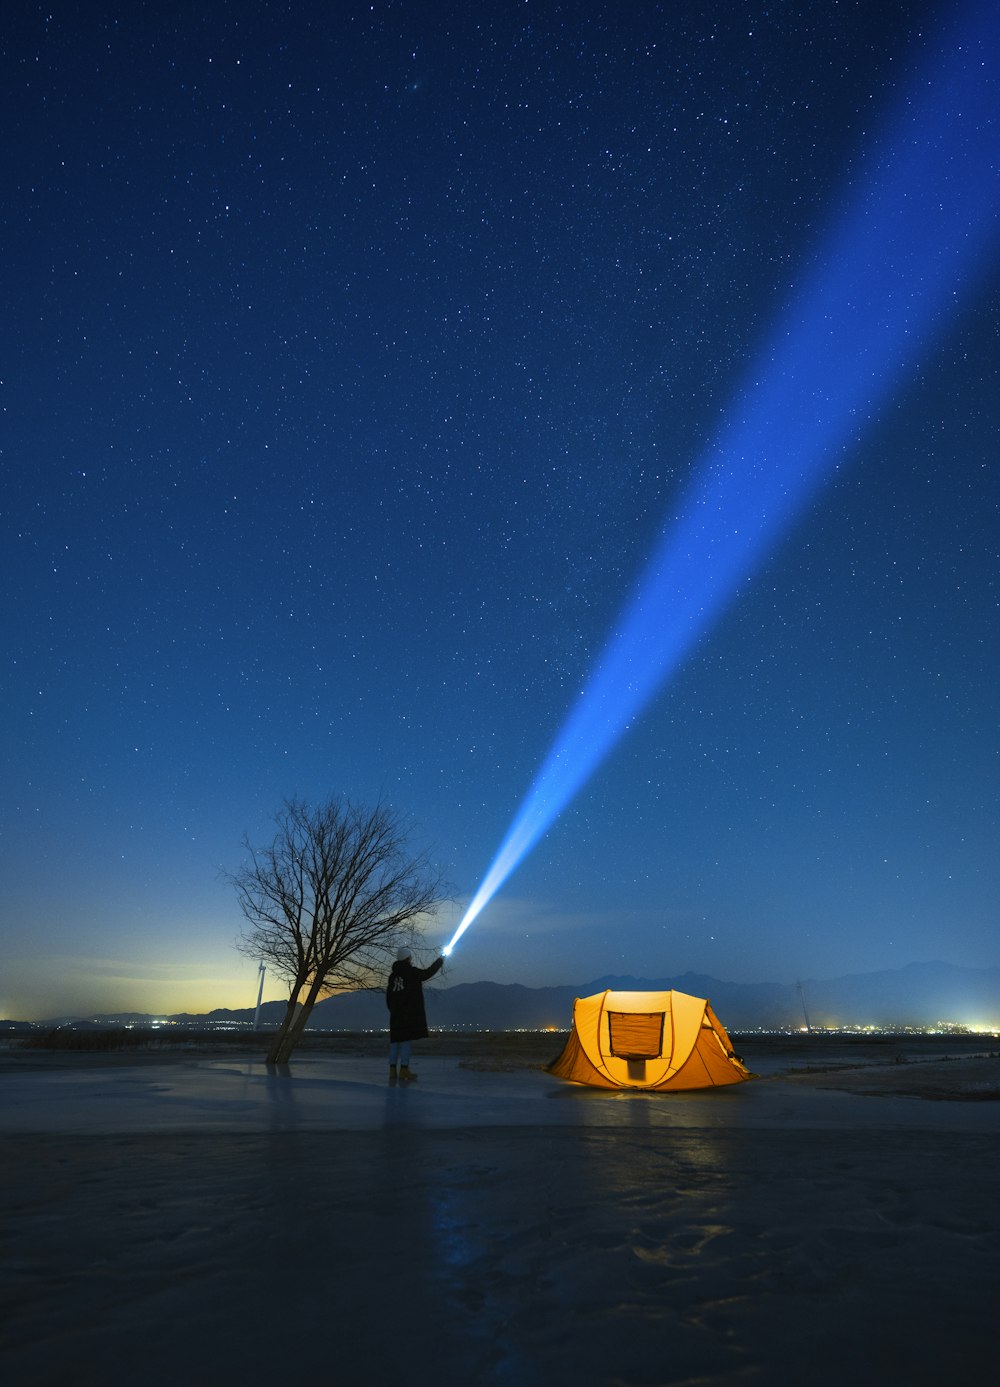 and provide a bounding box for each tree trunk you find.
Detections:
[266,993,302,1066]
[270,981,322,1064]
